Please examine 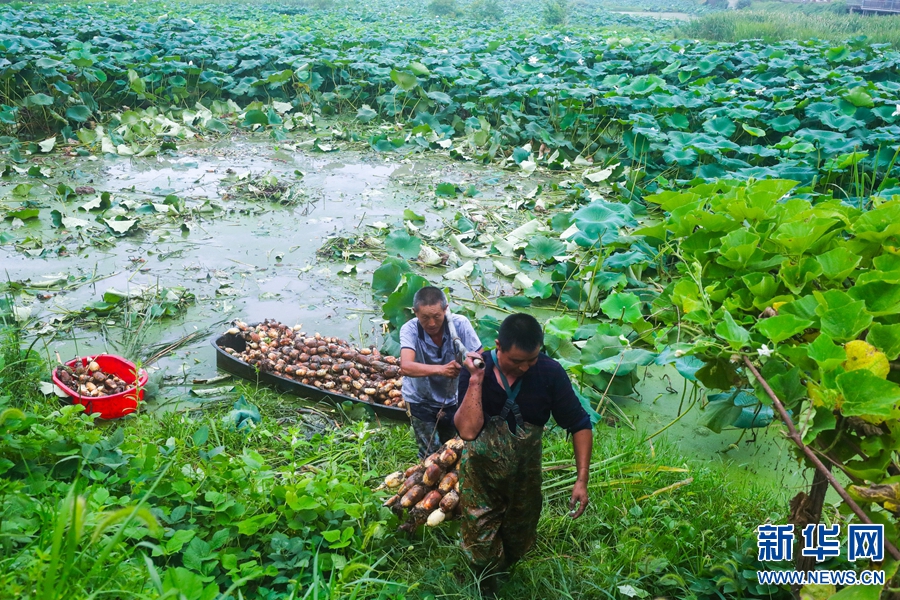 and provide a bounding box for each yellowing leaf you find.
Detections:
[807,381,840,410]
[842,340,890,379]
